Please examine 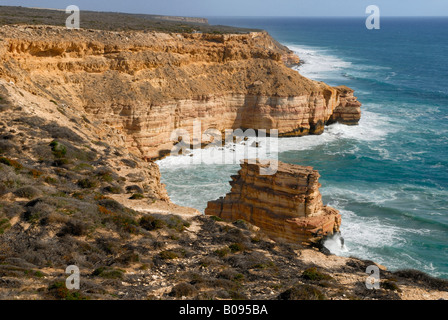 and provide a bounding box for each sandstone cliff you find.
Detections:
[0,25,361,160]
[205,159,341,245]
